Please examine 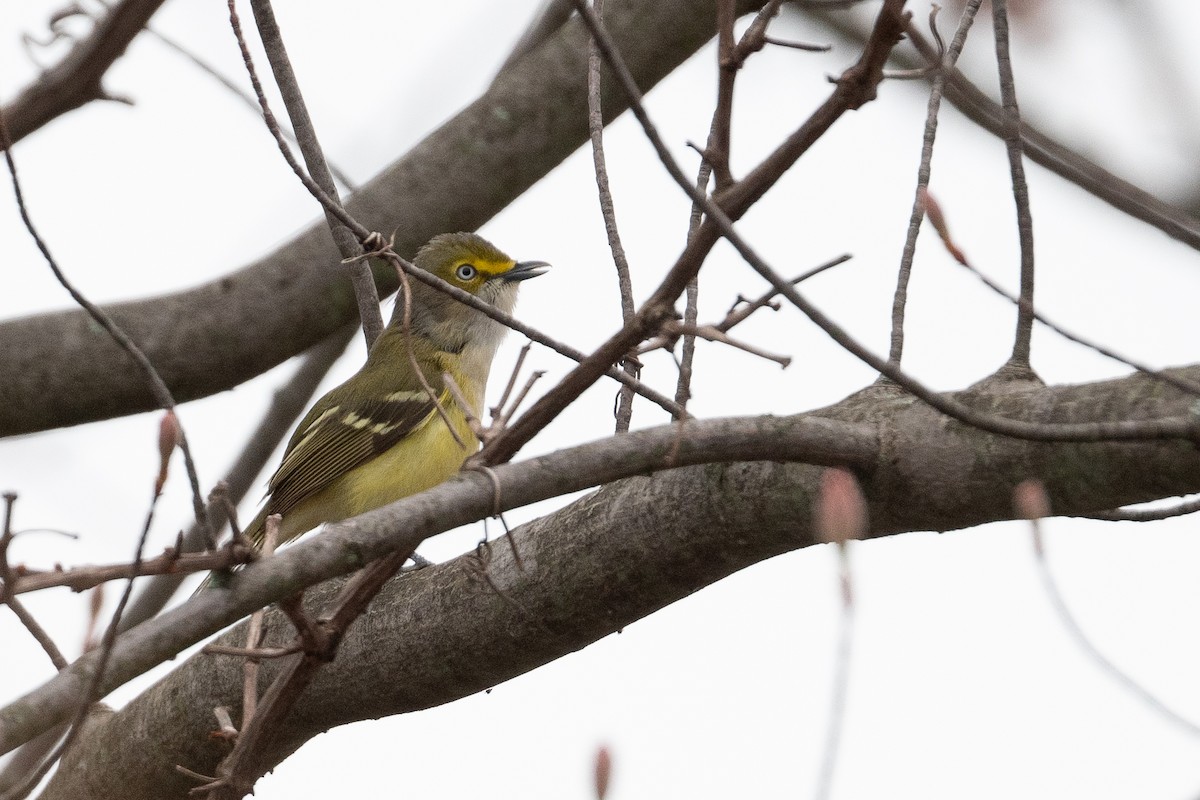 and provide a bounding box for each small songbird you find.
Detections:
[236,232,549,553]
